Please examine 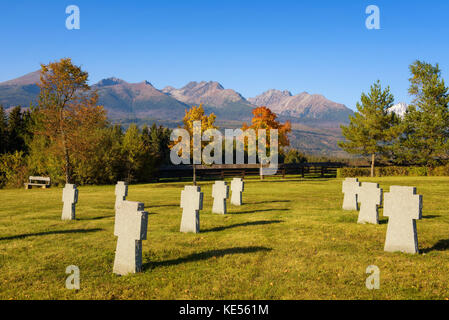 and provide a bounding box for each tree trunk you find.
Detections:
[64,147,71,184]
[370,153,375,178]
[60,109,71,184]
